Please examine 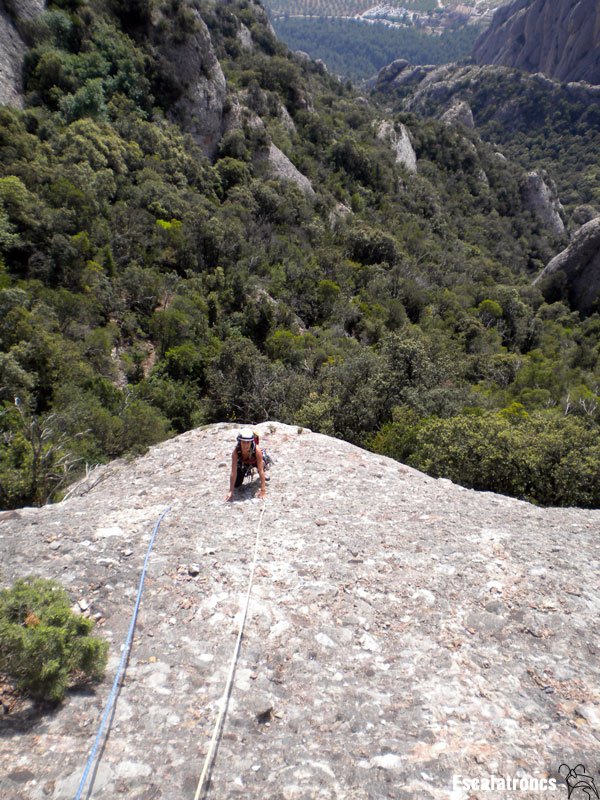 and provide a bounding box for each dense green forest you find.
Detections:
[271,18,479,82]
[1,0,599,510]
